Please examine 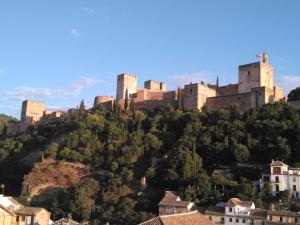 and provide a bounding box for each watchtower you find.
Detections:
[21,100,45,123]
[116,73,137,101]
[238,53,273,93]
